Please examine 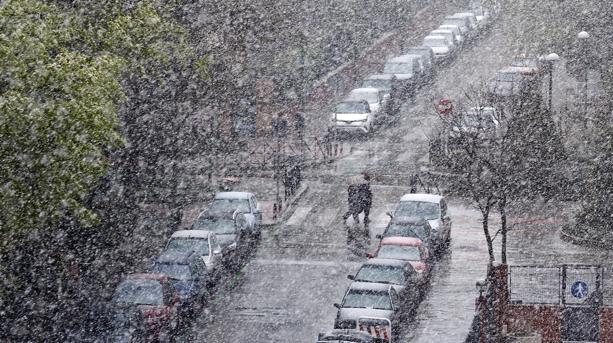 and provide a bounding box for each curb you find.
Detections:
[261,183,310,228]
